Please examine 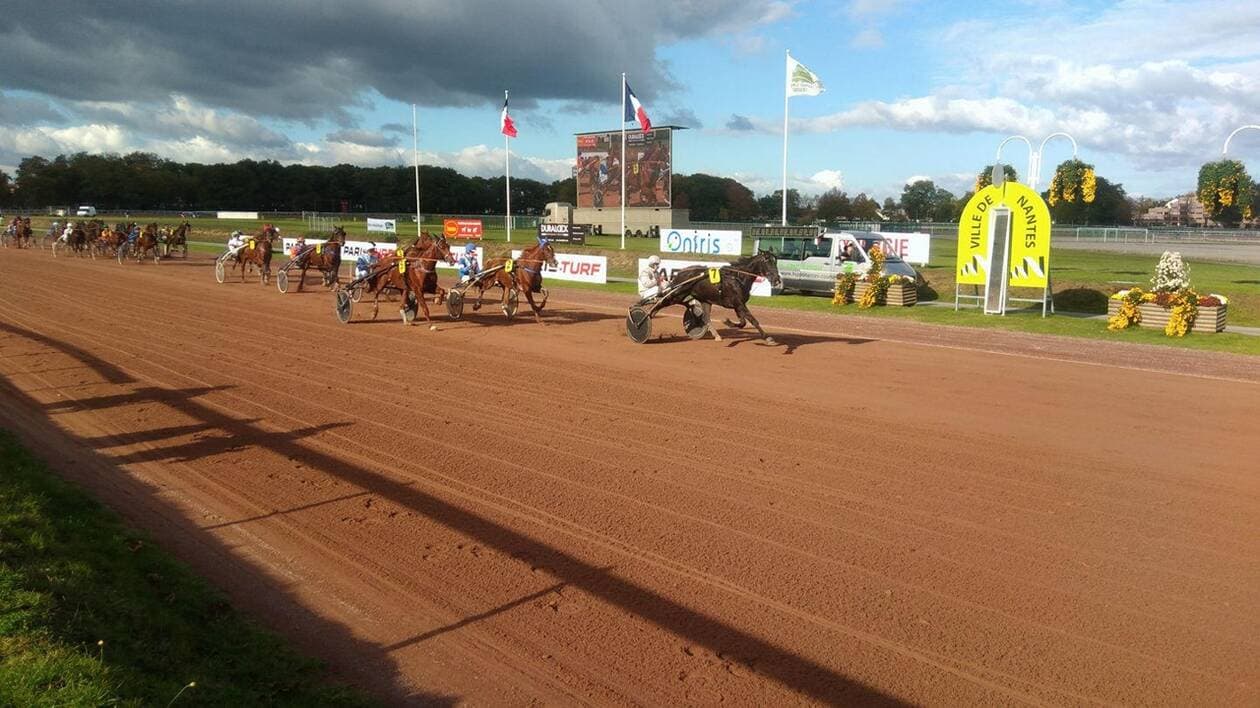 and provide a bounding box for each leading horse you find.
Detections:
[657,251,782,344]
